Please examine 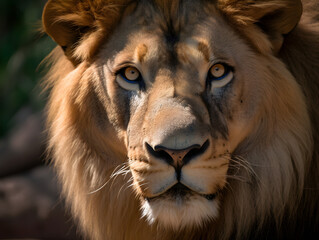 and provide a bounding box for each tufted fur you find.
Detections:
[42,0,319,239]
